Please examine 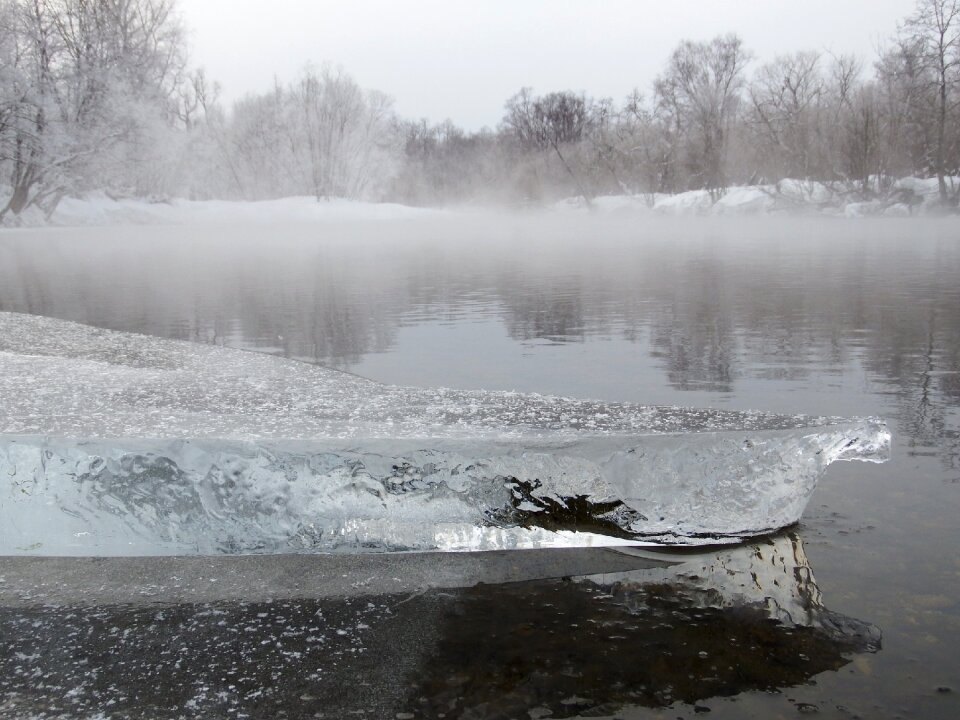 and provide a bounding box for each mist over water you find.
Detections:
[1,214,959,717]
[1,214,957,419]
